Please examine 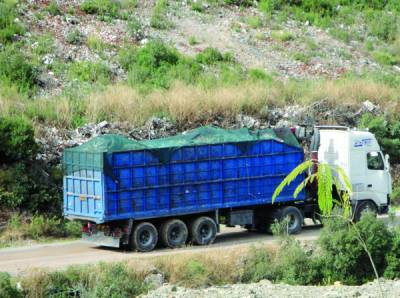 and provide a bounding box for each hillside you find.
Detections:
[1,1,400,296]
